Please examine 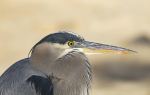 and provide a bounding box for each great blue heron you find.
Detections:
[0,32,135,95]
